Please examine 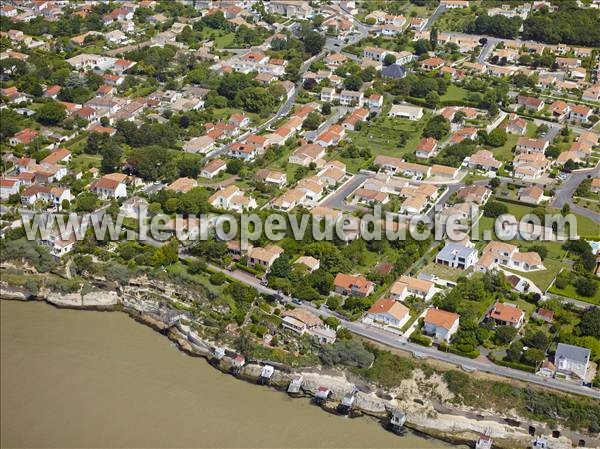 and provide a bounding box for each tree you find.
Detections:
[303,30,325,55]
[36,101,66,125]
[528,244,548,260]
[75,192,98,212]
[430,27,438,49]
[483,201,509,218]
[226,159,242,175]
[575,277,598,297]
[302,111,321,130]
[319,339,374,368]
[425,91,440,109]
[383,53,397,66]
[506,340,524,362]
[422,115,450,140]
[523,330,549,350]
[494,325,517,344]
[579,308,600,339]
[100,144,122,174]
[487,128,507,147]
[269,254,292,279]
[343,74,363,91]
[321,102,331,115]
[489,177,501,189]
[523,348,545,366]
